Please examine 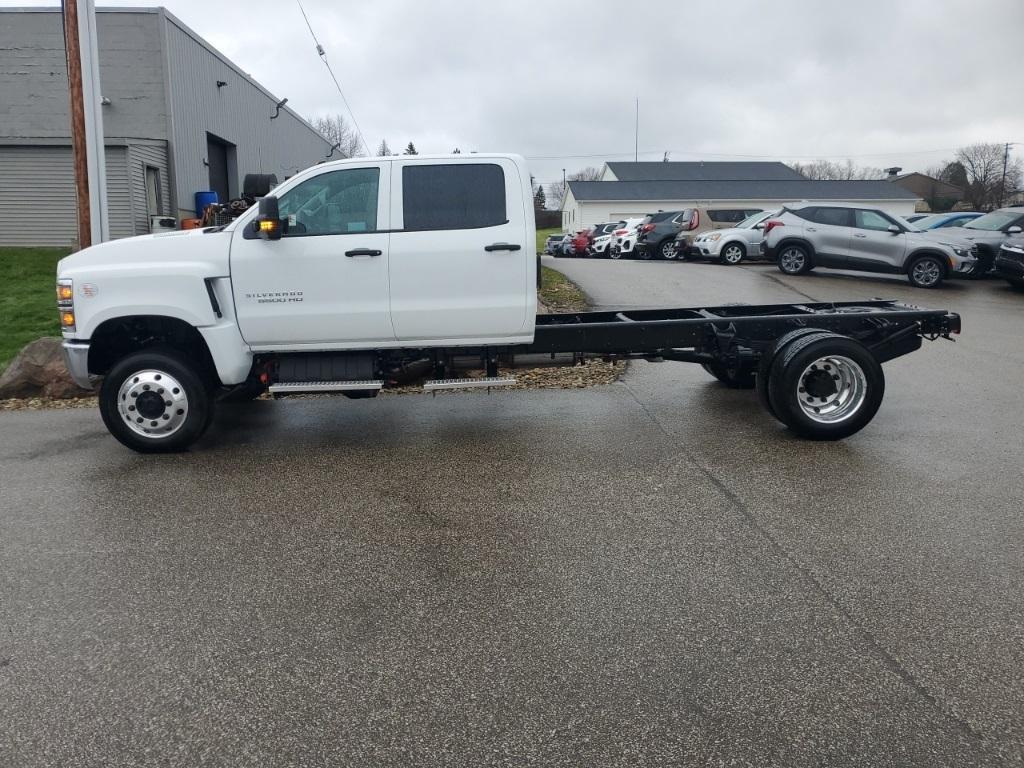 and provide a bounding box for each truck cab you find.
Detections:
[57,154,537,451]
